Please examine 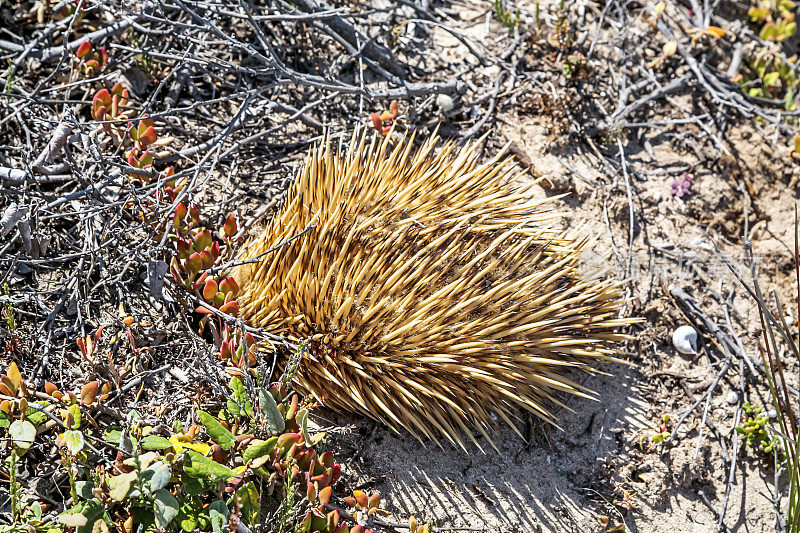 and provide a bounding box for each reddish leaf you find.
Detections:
[76,41,92,58]
[93,106,107,121]
[111,83,127,98]
[209,241,220,261]
[353,489,368,508]
[223,214,238,237]
[7,362,22,391]
[220,277,239,296]
[219,301,239,316]
[326,510,340,530]
[111,93,121,118]
[367,492,380,509]
[93,89,110,106]
[370,112,382,131]
[199,250,214,269]
[185,253,203,275]
[320,451,335,469]
[220,340,232,359]
[193,229,212,252]
[81,381,99,405]
[319,485,332,506]
[137,126,157,149]
[189,205,200,225]
[202,279,218,301]
[174,203,188,231]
